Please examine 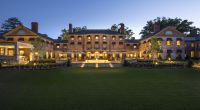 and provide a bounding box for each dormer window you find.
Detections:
[56,44,60,48]
[95,35,99,40]
[119,36,123,40]
[165,31,173,35]
[87,36,91,40]
[112,36,116,40]
[103,36,107,40]
[78,36,82,40]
